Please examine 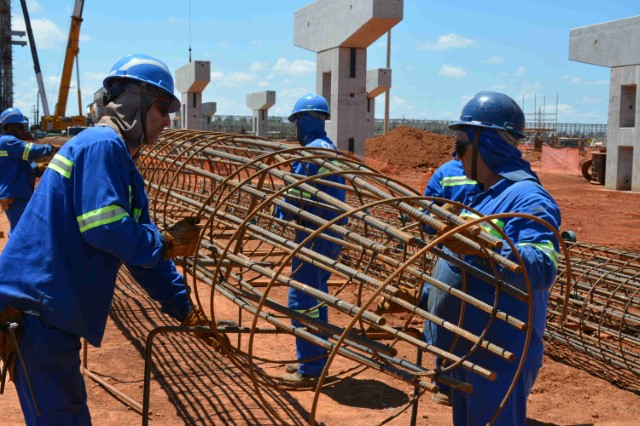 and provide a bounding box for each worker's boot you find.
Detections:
[279,371,319,386]
[285,363,300,374]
